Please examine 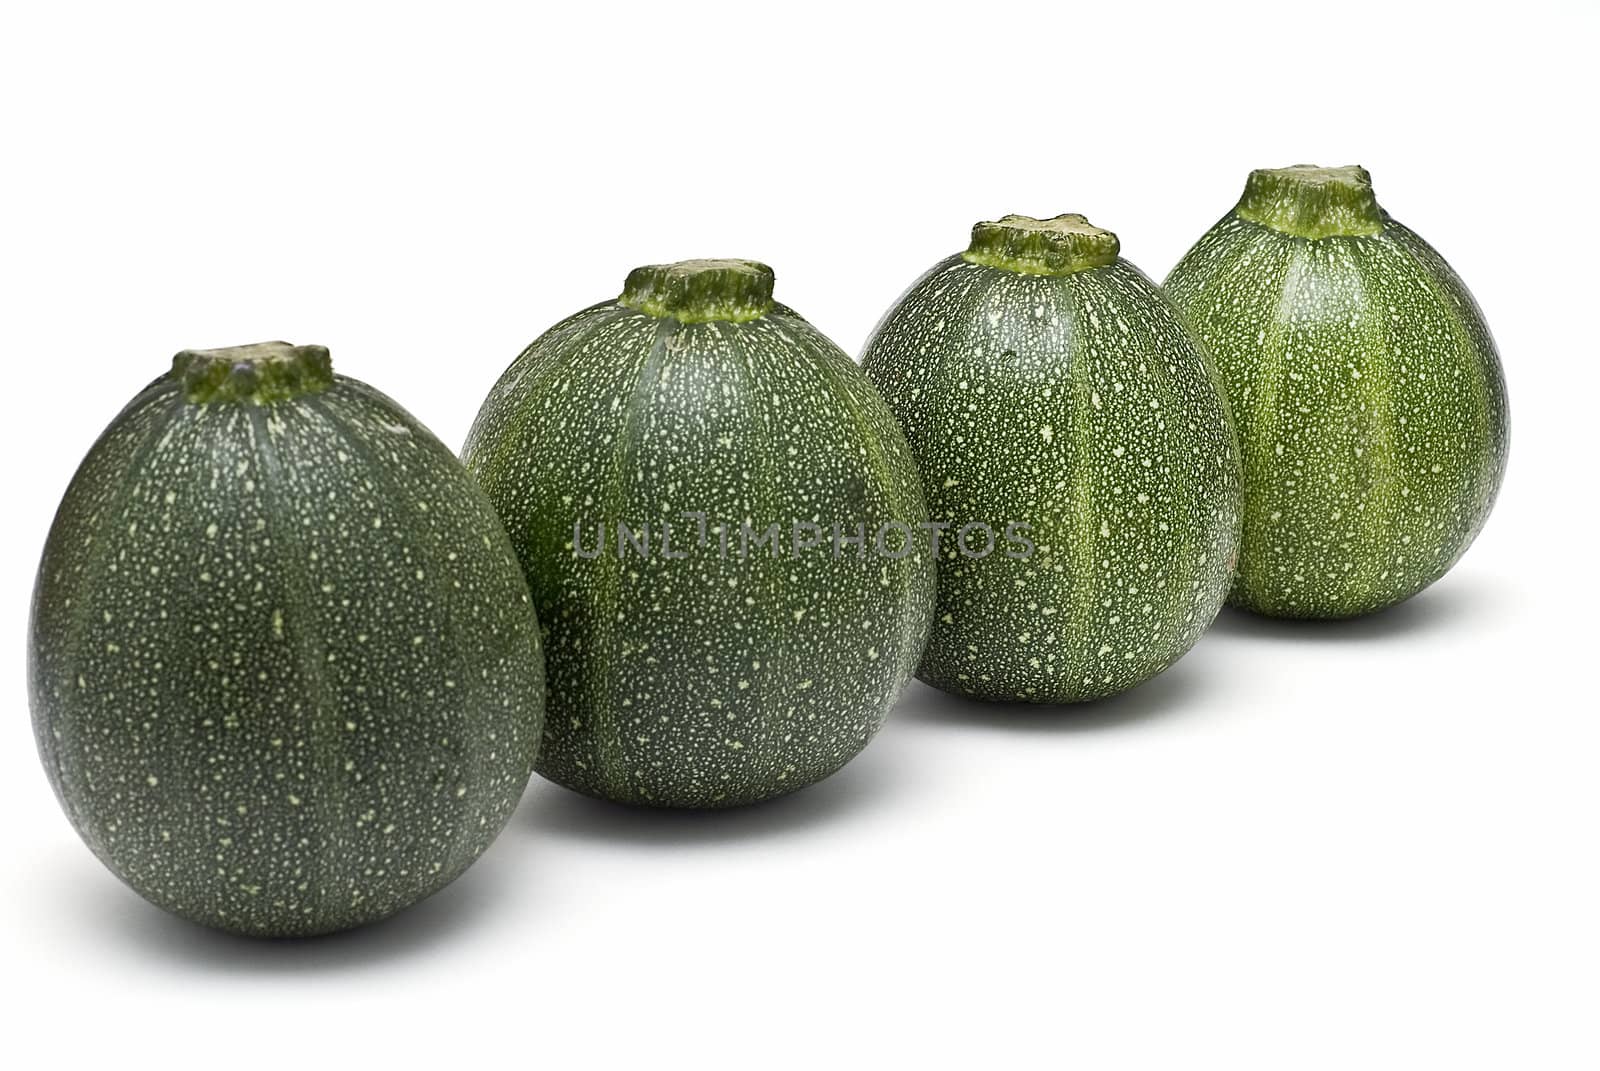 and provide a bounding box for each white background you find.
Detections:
[2,2,1595,1068]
